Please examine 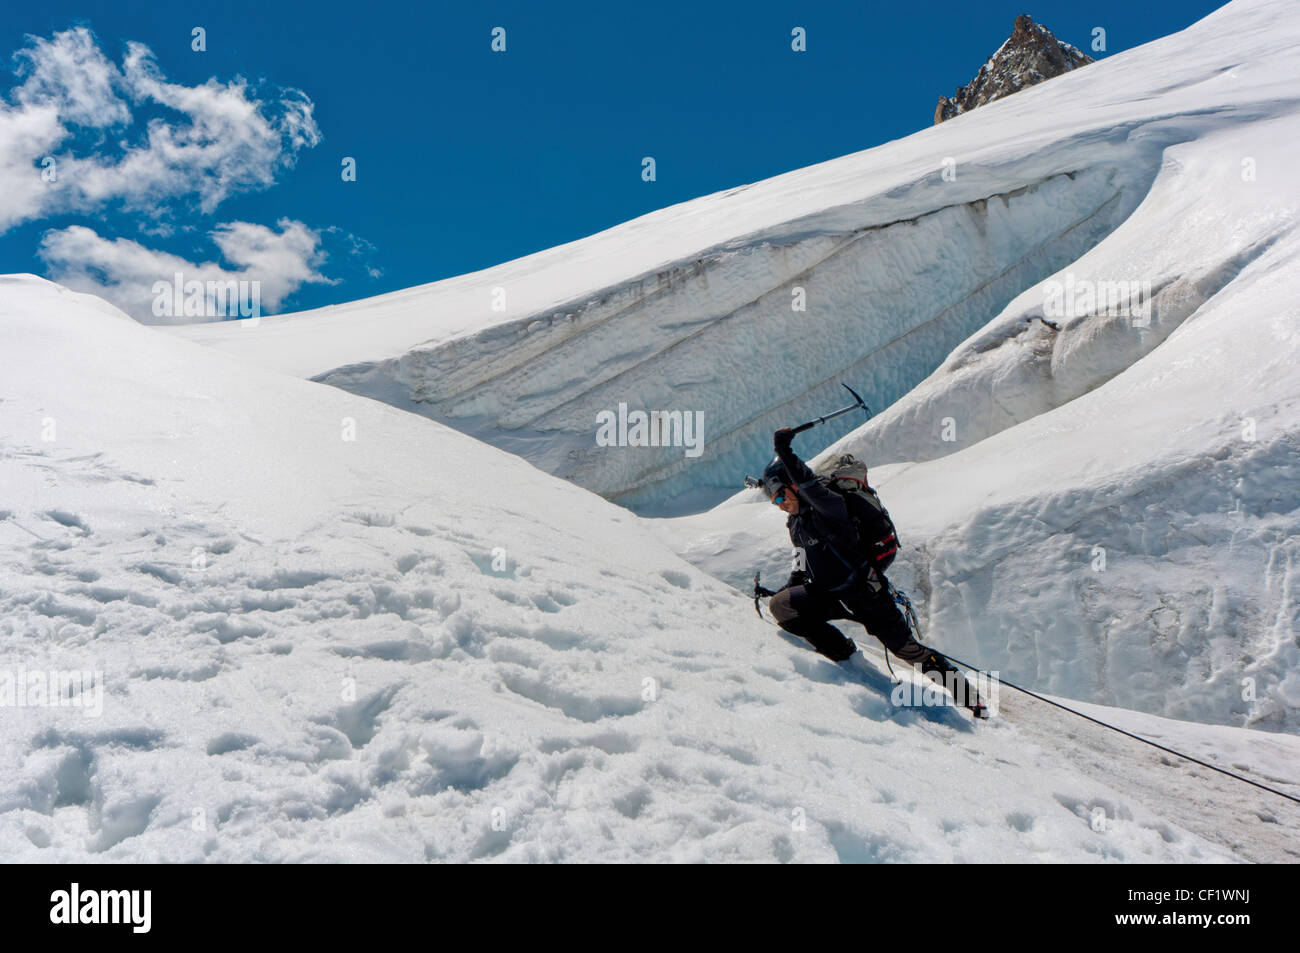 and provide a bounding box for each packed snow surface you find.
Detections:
[5,276,1298,862]
[174,0,1300,731]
